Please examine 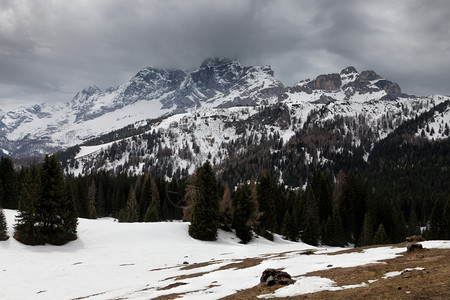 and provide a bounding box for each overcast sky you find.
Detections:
[1,0,449,111]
